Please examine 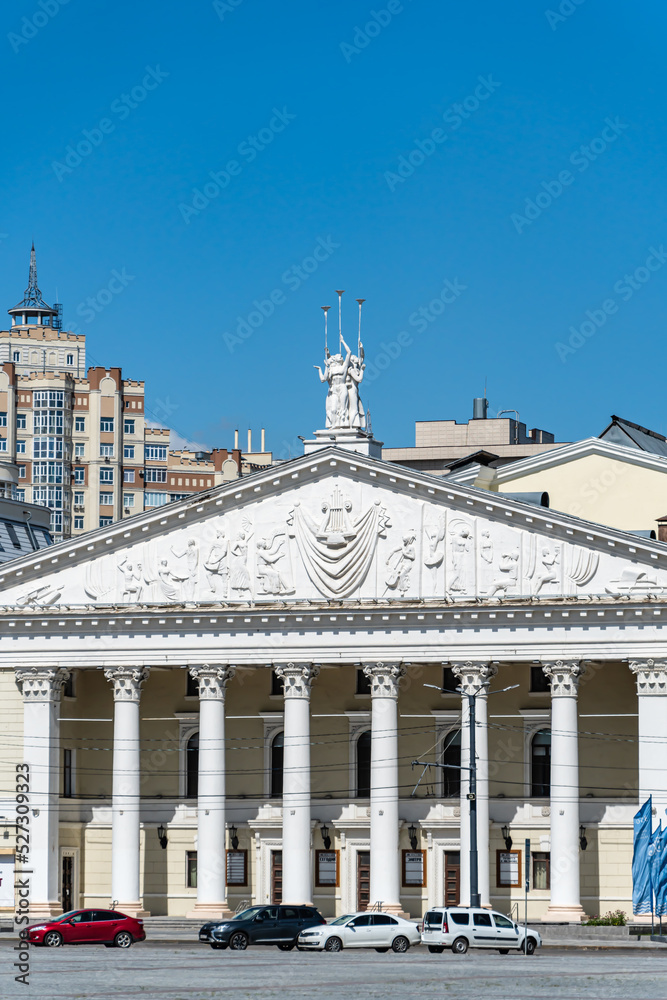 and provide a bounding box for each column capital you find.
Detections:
[449,661,497,696]
[189,664,236,700]
[275,662,320,699]
[362,662,406,699]
[541,660,582,697]
[629,659,667,696]
[104,666,150,703]
[15,666,69,703]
